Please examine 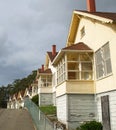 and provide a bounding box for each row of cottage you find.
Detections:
[7,0,116,130]
[7,81,38,109]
